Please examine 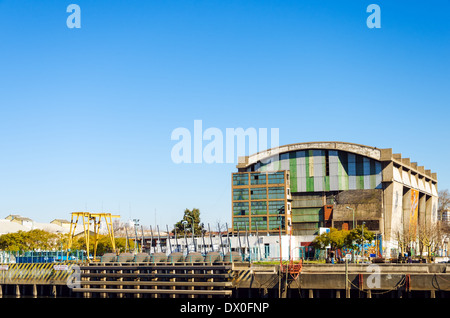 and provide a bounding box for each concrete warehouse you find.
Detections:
[231,141,439,258]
